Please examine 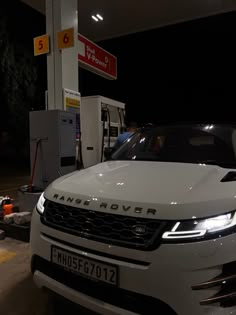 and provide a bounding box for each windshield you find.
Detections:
[111,124,236,168]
